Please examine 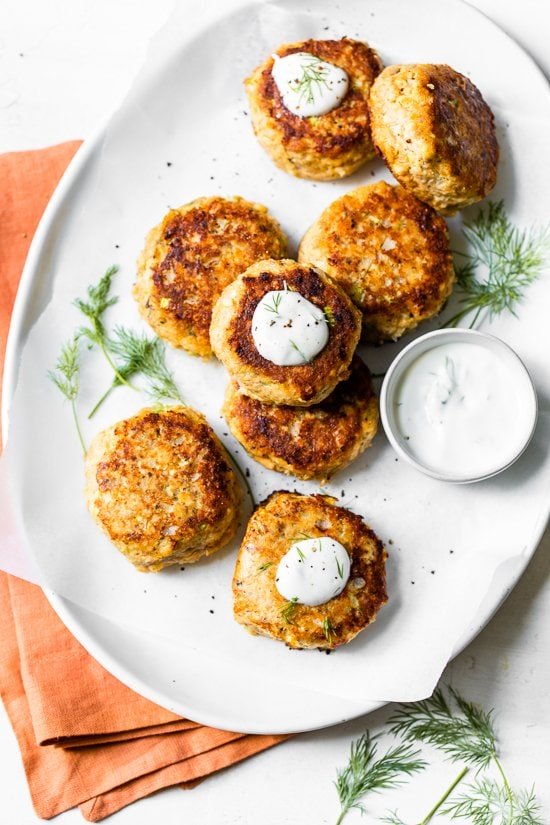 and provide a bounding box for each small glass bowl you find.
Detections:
[379,328,538,483]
